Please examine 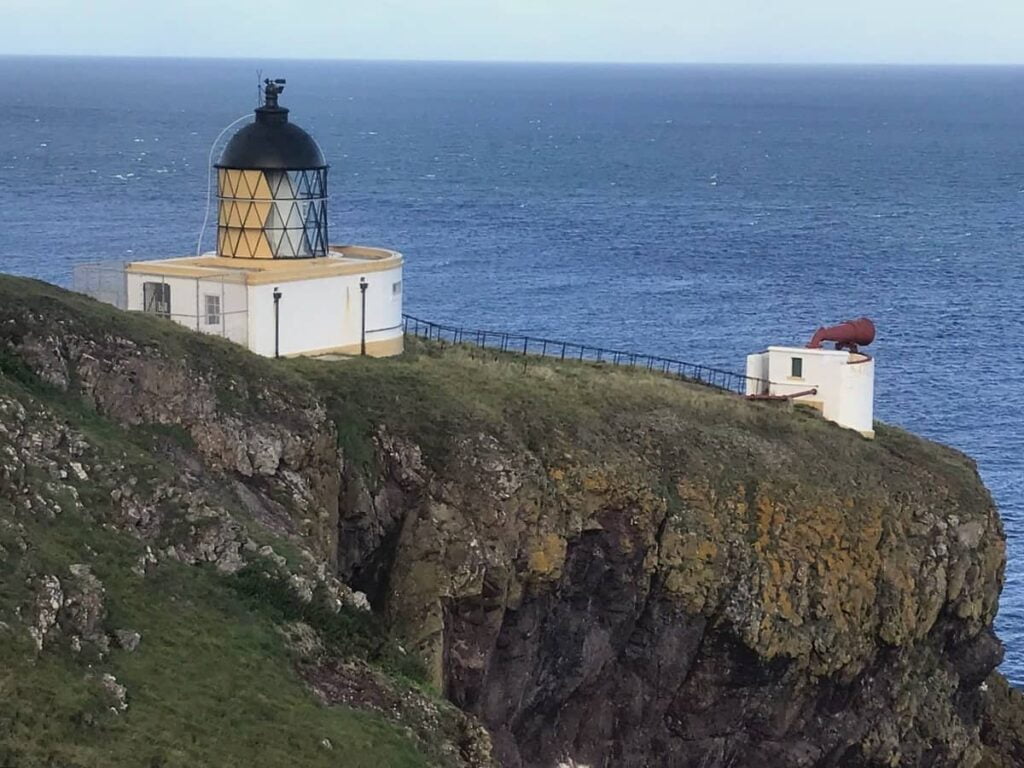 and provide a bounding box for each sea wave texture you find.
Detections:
[1,56,1022,683]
